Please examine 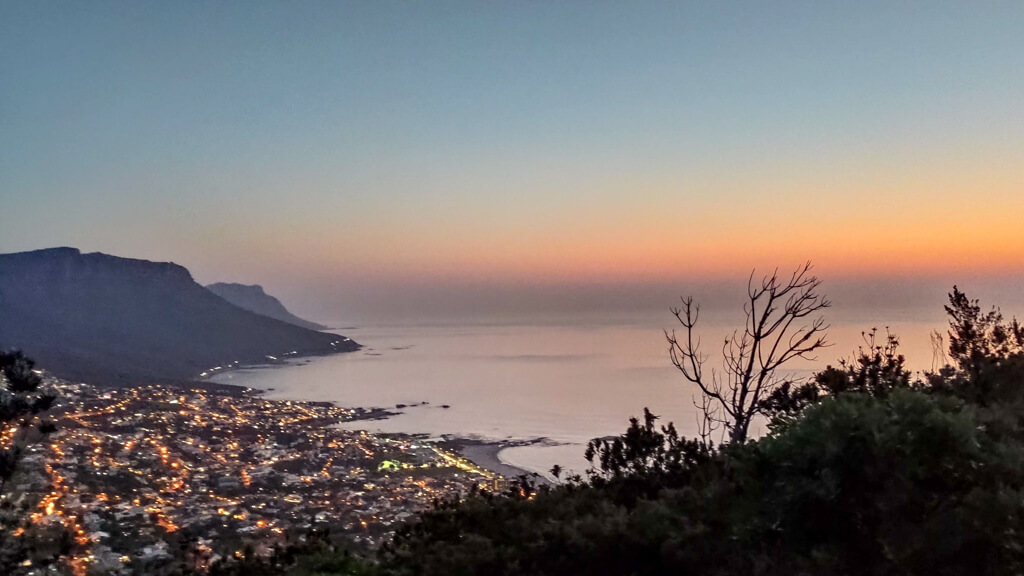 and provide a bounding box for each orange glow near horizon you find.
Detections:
[210,178,1024,288]
[5,2,1024,311]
